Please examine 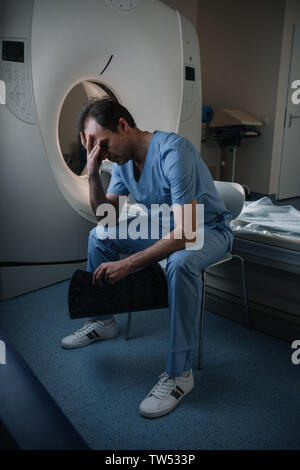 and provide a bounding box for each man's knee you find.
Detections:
[166,247,214,279]
[88,227,98,246]
[88,226,109,252]
[89,227,98,239]
[166,250,197,278]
